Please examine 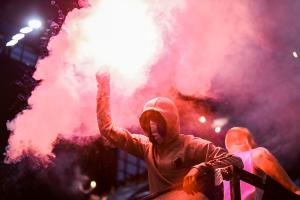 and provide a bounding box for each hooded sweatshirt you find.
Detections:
[97,77,243,198]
